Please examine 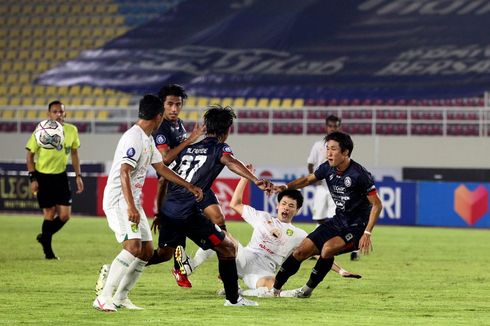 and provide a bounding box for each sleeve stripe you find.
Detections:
[156,144,169,150]
[367,189,377,196]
